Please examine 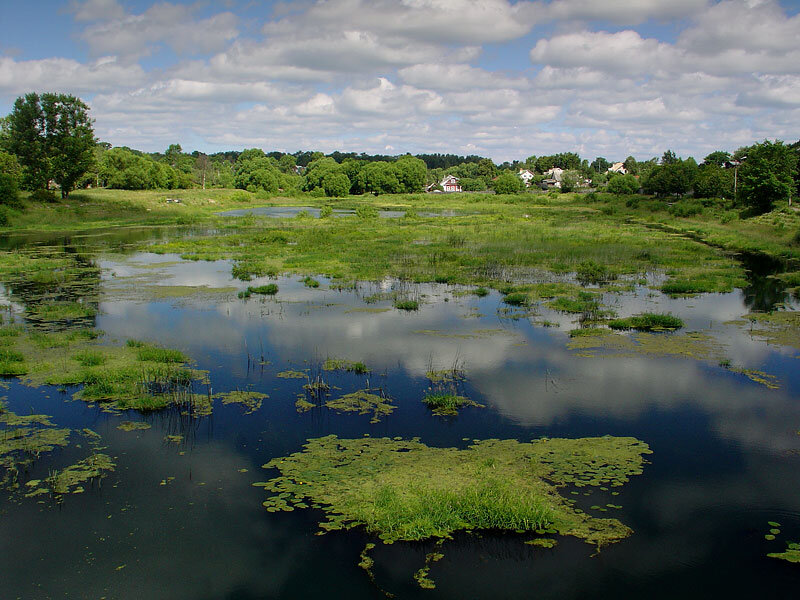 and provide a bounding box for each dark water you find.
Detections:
[1,230,800,599]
